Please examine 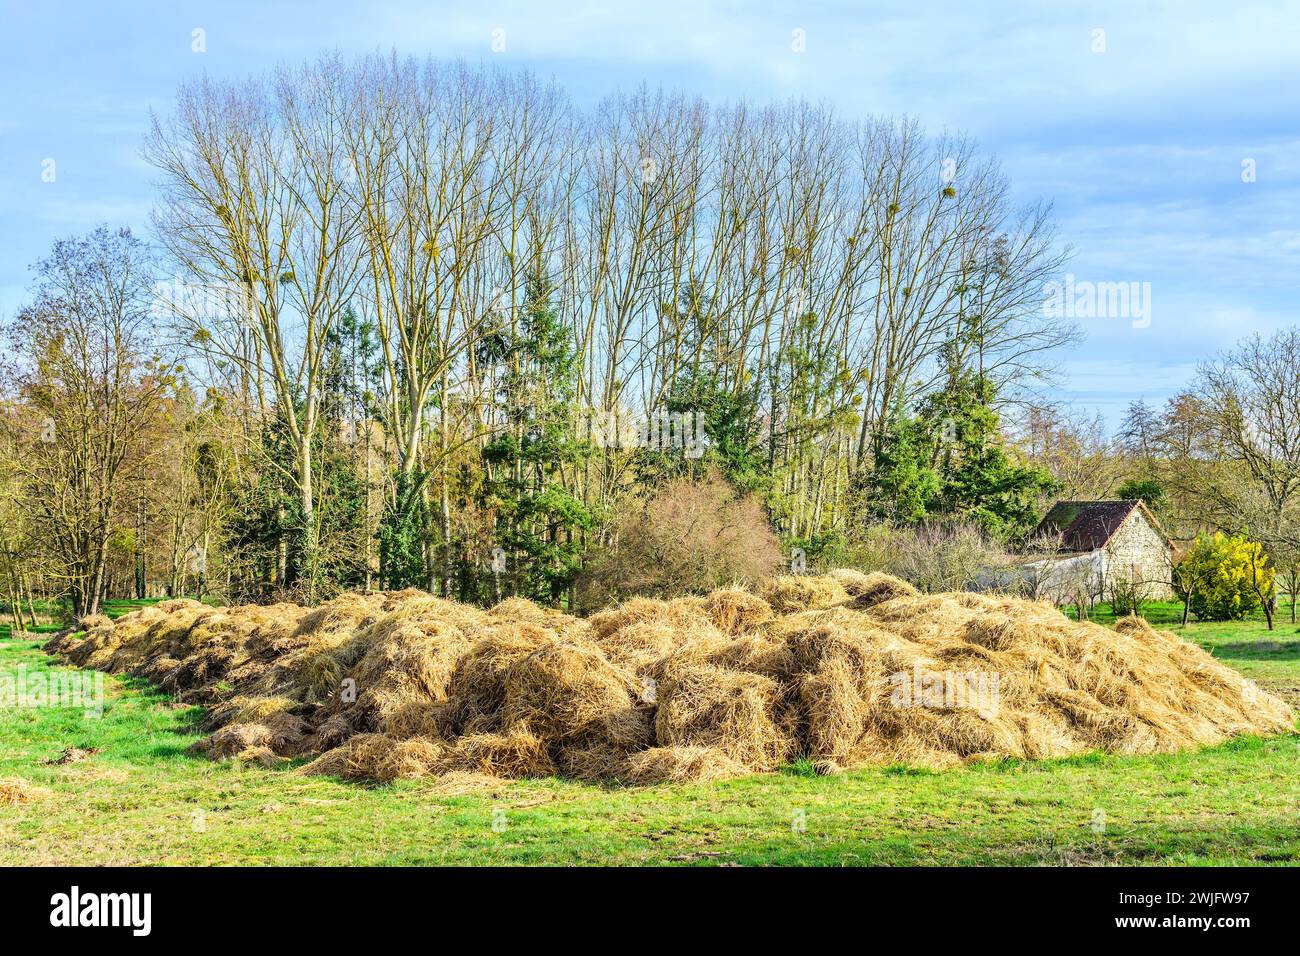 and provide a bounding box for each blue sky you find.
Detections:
[1,0,1296,429]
